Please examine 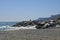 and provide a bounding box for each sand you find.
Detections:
[0,28,60,40]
